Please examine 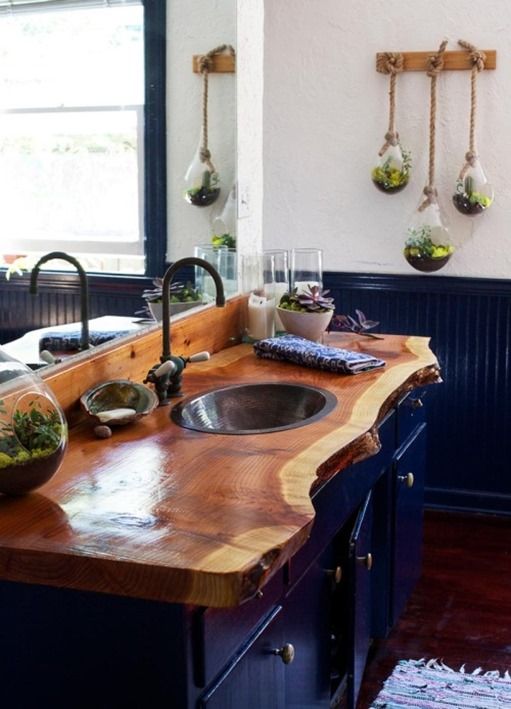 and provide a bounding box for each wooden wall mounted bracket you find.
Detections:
[376,50,497,72]
[193,53,235,73]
